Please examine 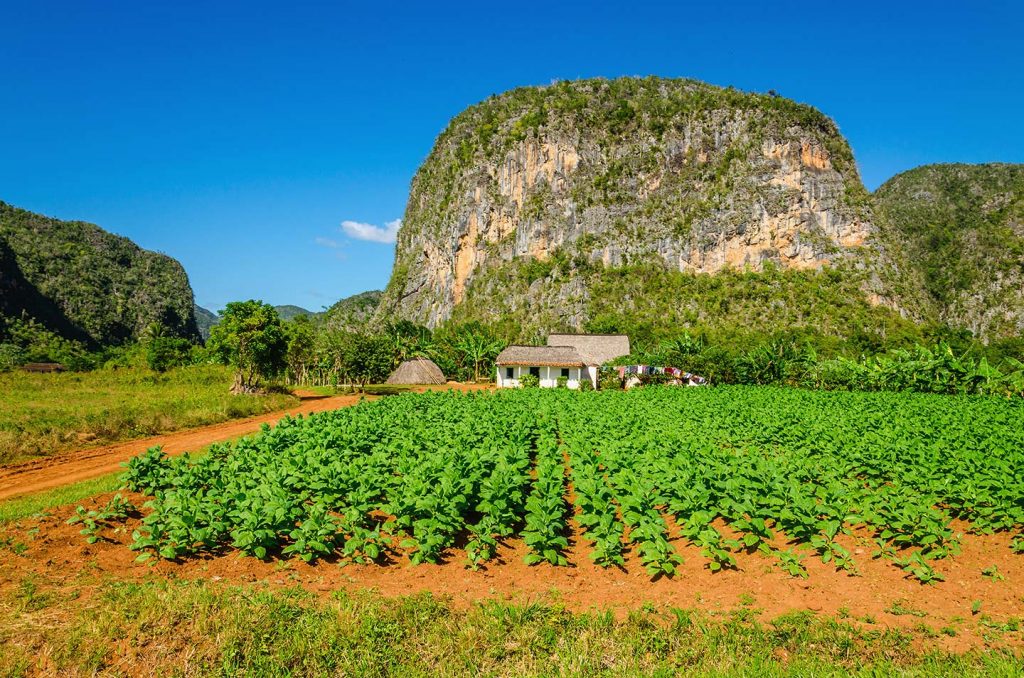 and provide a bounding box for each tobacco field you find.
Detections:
[118,387,1024,581]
